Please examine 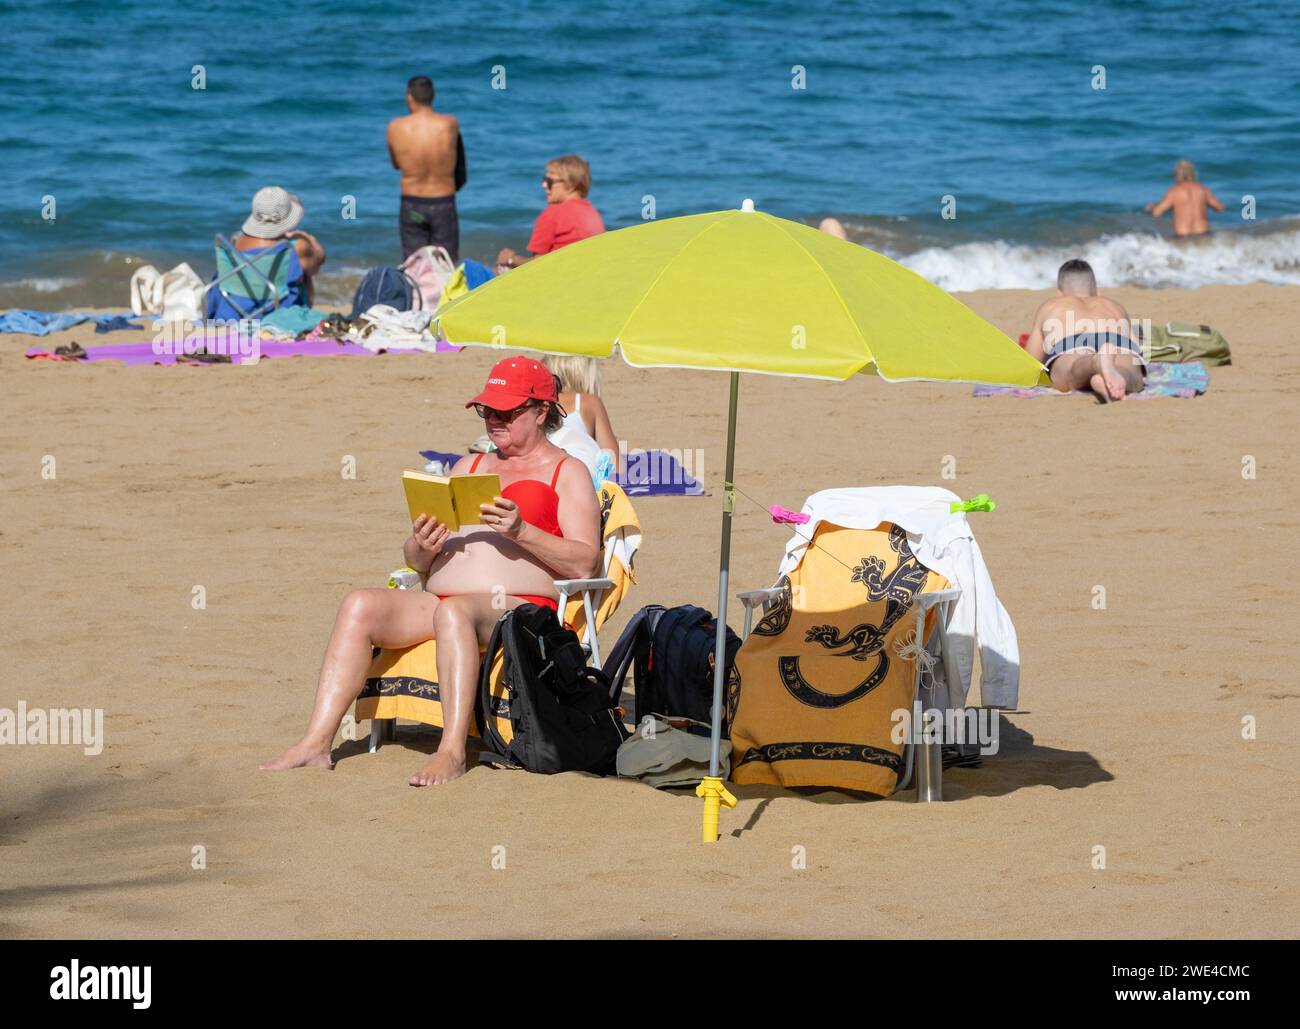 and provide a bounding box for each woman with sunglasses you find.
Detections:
[261,357,600,786]
[495,154,605,273]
